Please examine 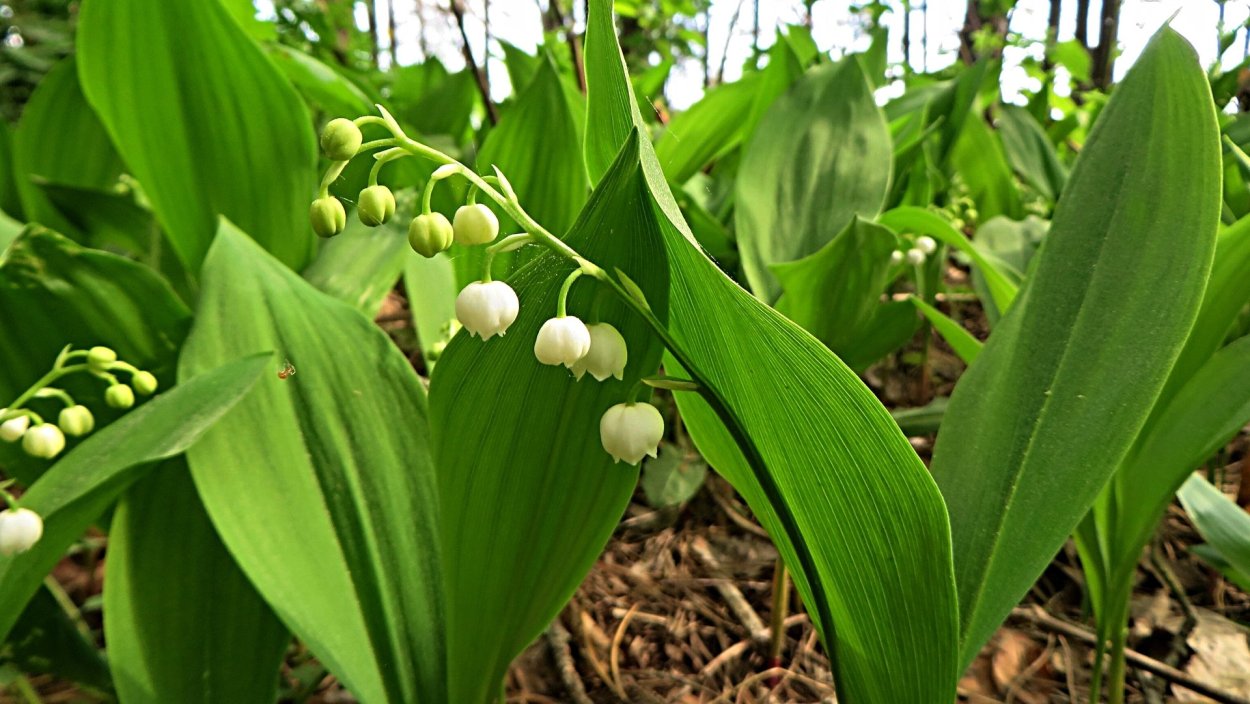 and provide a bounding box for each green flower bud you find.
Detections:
[358,185,396,227]
[58,405,94,437]
[22,423,65,460]
[105,384,135,409]
[320,118,362,161]
[132,371,158,396]
[453,204,500,245]
[408,213,454,258]
[86,346,117,373]
[310,197,347,238]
